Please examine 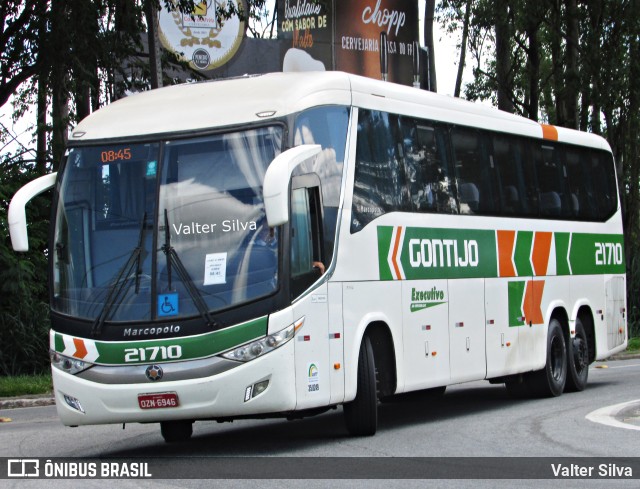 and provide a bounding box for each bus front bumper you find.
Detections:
[51,339,297,426]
